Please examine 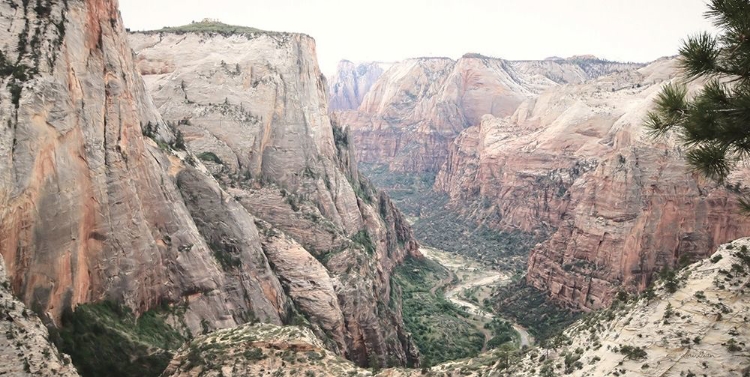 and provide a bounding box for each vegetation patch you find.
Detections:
[52,301,185,377]
[392,256,484,365]
[490,281,579,342]
[351,229,375,255]
[360,164,542,274]
[197,151,223,165]
[142,21,266,36]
